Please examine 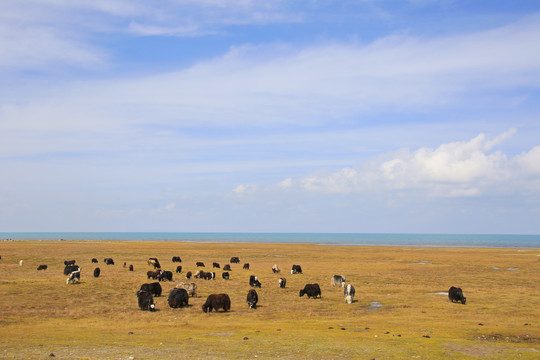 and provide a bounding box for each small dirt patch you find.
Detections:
[445,342,506,357]
[476,333,540,344]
